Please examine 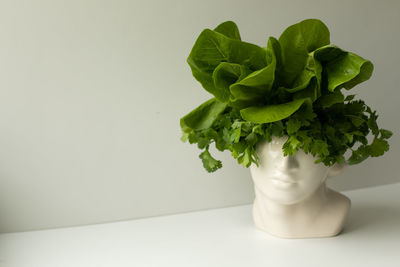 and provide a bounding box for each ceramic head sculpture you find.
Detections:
[180,19,392,238]
[250,136,350,238]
